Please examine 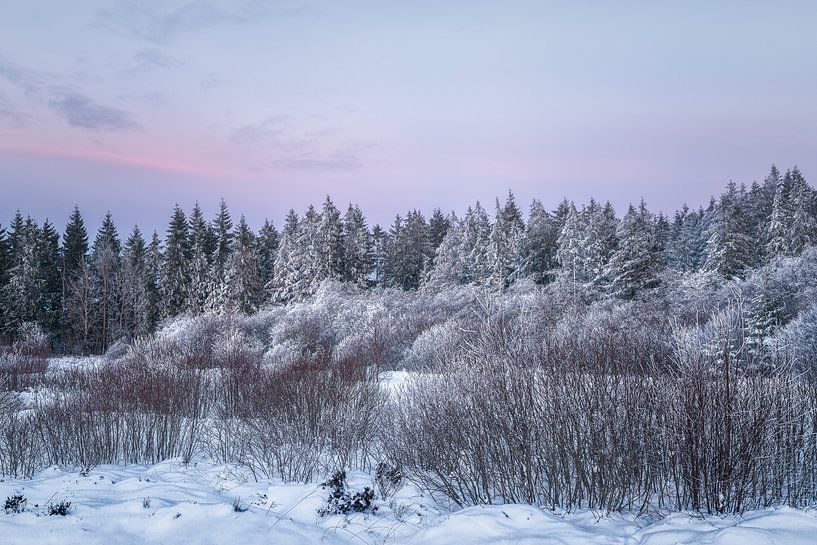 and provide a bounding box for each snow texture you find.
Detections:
[2,459,815,545]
